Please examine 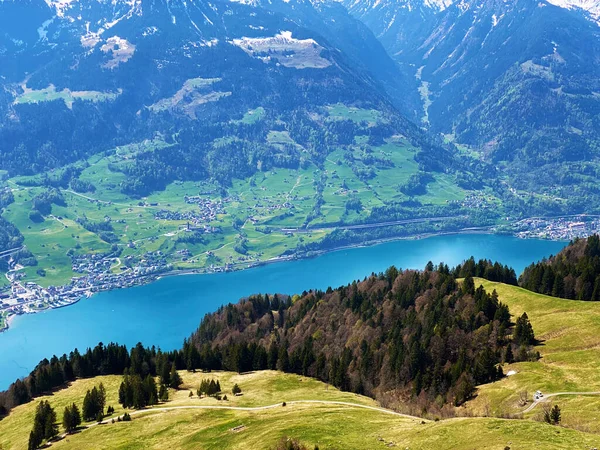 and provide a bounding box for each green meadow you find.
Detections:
[2,370,599,450]
[468,280,600,433]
